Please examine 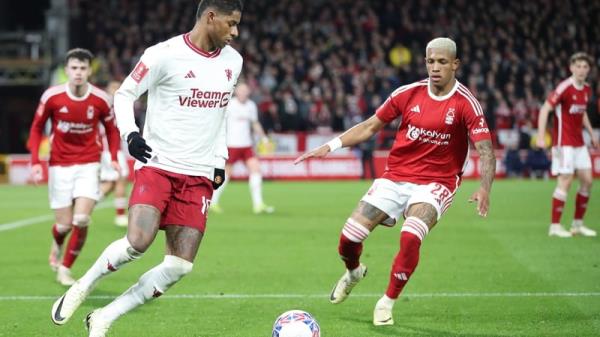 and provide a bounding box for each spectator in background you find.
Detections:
[70,0,600,136]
